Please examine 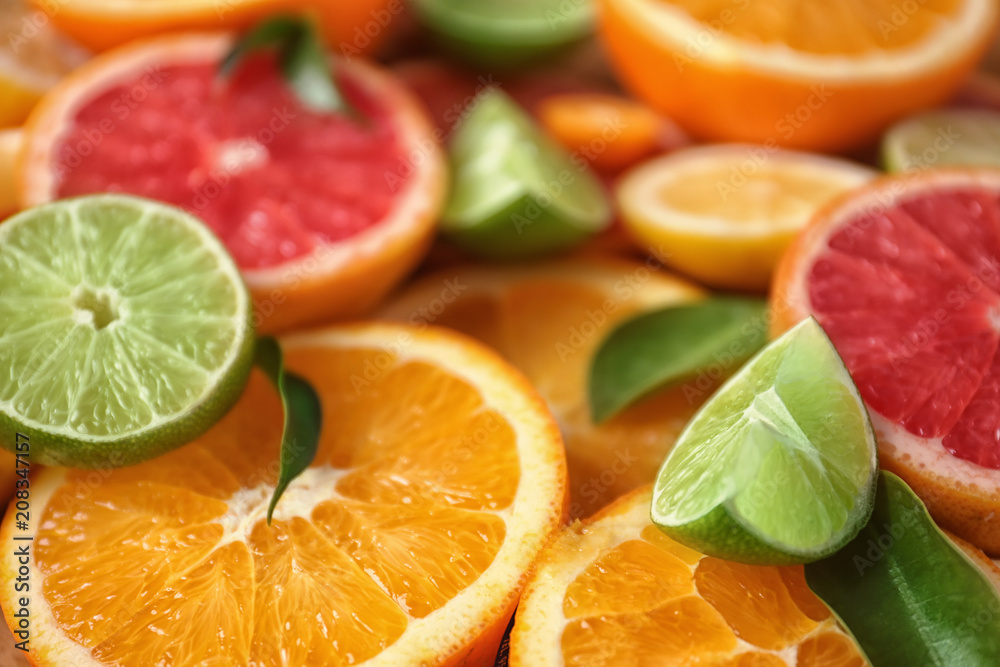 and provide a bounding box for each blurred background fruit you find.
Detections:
[597,0,1000,151]
[0,128,20,216]
[30,0,403,54]
[616,144,875,291]
[0,0,86,127]
[412,0,595,68]
[882,109,1000,171]
[381,257,708,517]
